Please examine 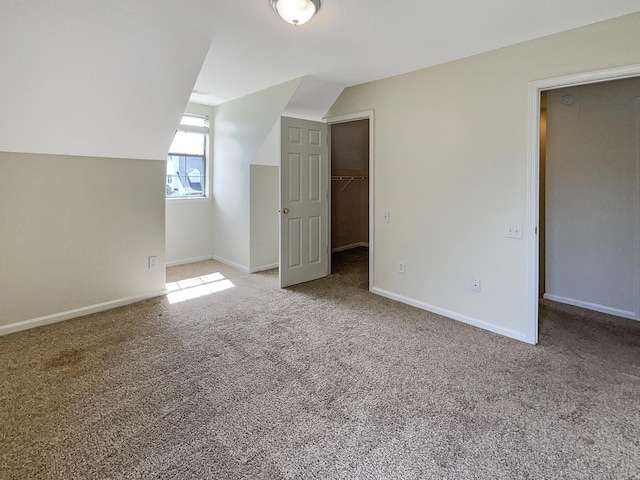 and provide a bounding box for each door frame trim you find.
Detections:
[635,97,640,323]
[325,110,375,291]
[526,64,640,344]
